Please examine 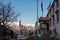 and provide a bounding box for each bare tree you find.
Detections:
[0,3,20,26]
